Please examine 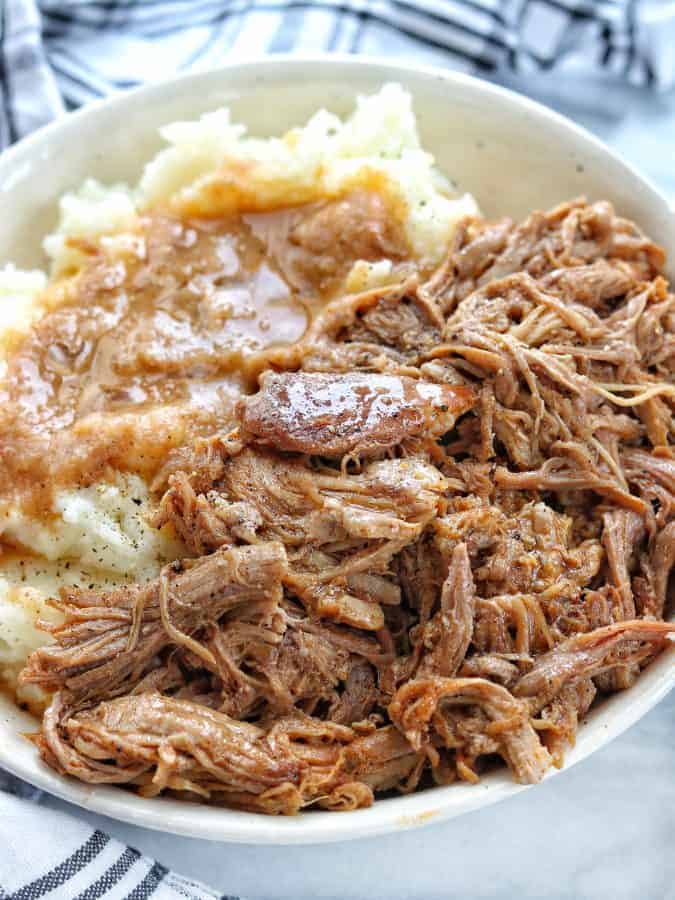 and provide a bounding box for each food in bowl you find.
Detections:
[0,85,673,815]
